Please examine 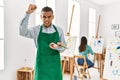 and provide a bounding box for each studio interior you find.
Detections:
[0,0,120,80]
